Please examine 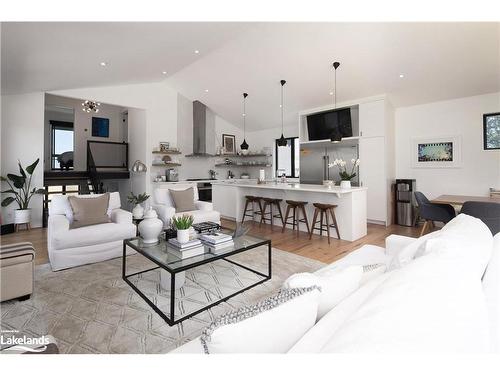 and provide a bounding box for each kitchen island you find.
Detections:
[212,181,367,241]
